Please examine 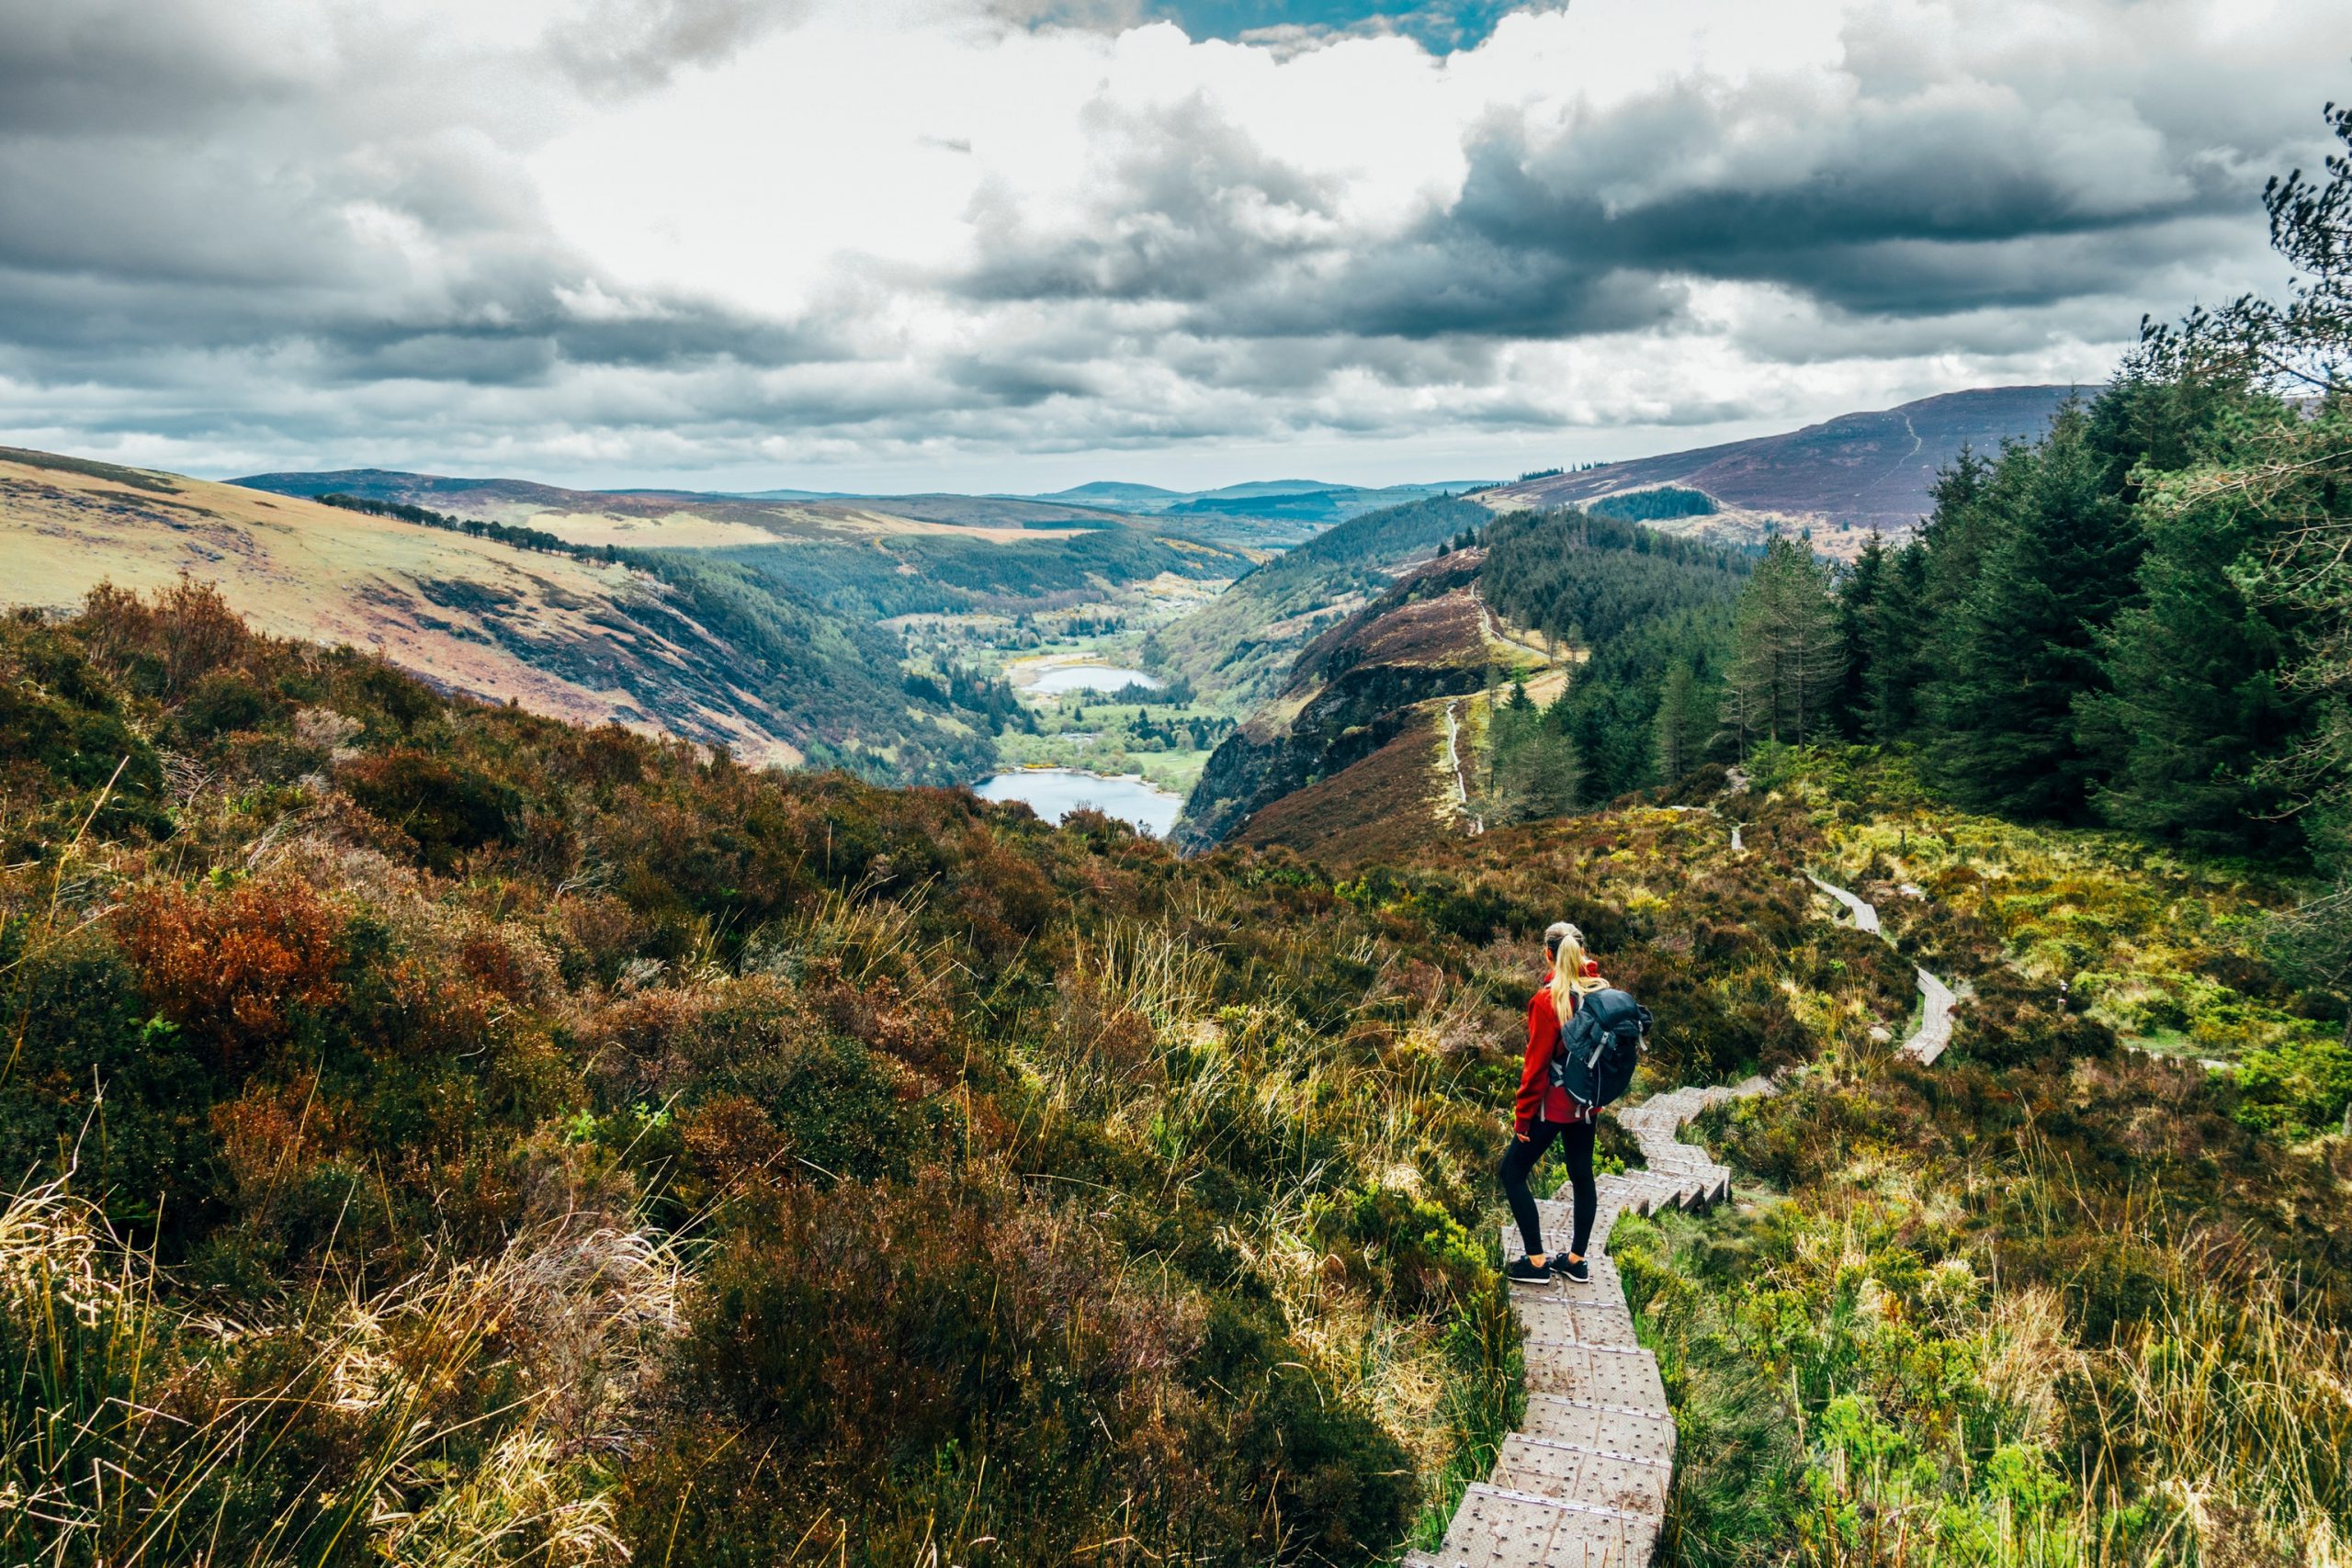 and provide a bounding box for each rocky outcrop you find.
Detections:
[1173,554,1502,851]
